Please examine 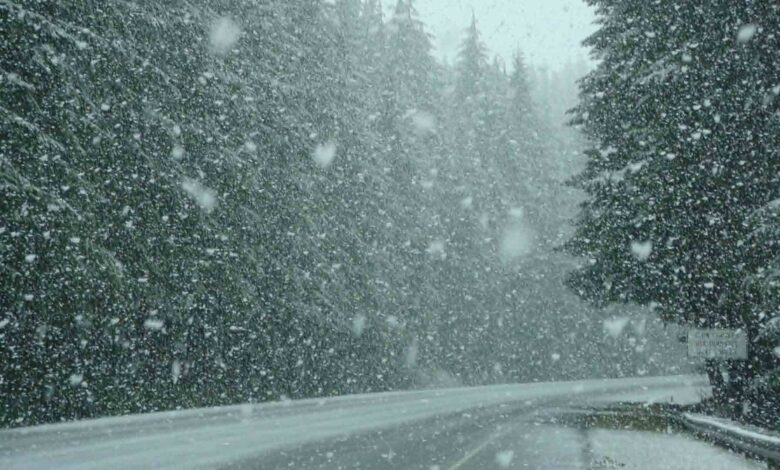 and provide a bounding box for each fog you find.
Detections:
[414,0,596,68]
